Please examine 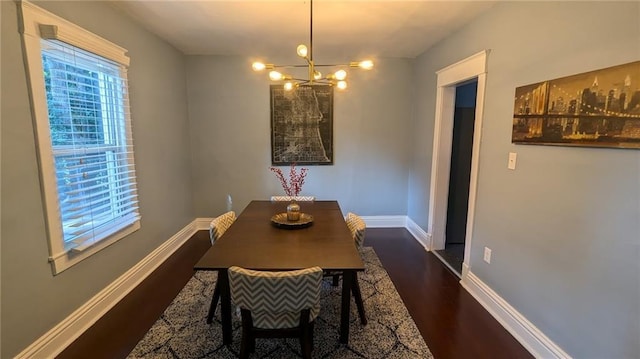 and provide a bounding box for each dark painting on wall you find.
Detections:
[512,60,640,149]
[270,84,333,165]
